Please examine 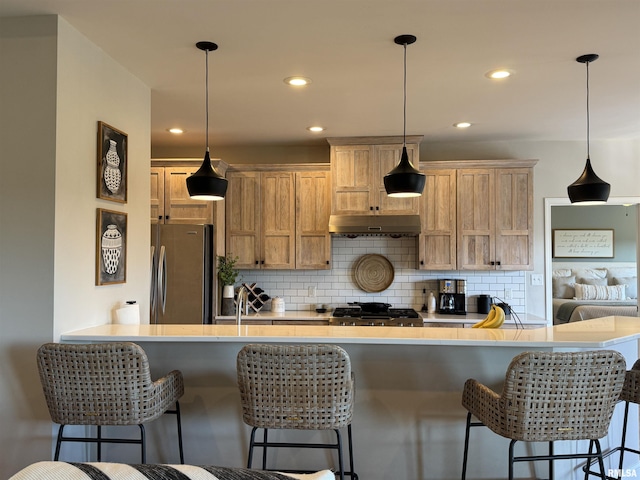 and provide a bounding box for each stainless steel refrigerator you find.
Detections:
[150,224,215,324]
